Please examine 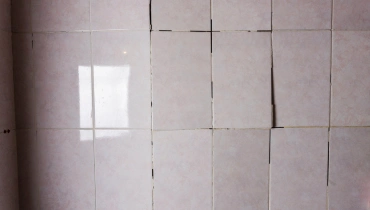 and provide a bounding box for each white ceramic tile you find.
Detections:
[213,32,272,128]
[152,32,212,130]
